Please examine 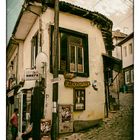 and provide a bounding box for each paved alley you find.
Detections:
[59,93,134,140]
